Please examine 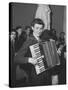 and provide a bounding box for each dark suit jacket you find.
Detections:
[15,31,27,53]
[14,35,38,64]
[14,35,51,86]
[9,39,16,87]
